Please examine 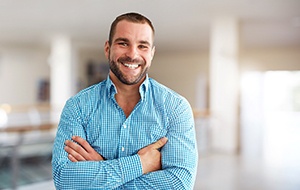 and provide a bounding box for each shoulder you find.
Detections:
[67,80,107,108]
[148,78,190,108]
[148,78,193,124]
